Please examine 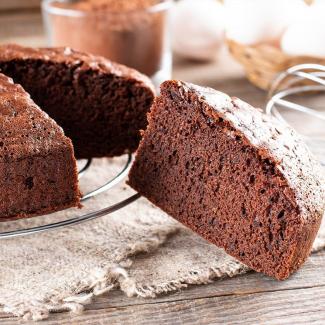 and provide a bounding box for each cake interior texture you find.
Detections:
[0,48,155,159]
[0,73,80,220]
[128,80,324,280]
